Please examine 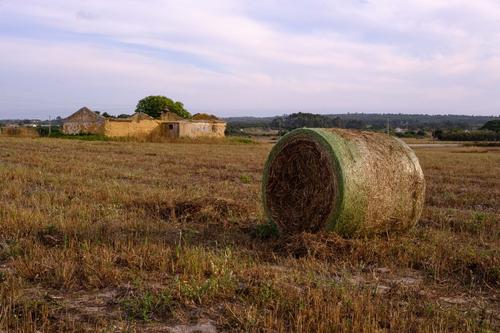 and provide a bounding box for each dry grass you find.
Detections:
[0,137,498,332]
[0,127,39,138]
